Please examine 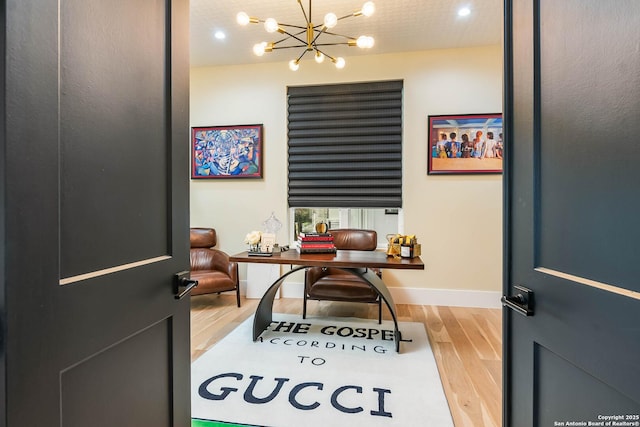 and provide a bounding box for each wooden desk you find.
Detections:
[230,250,424,352]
